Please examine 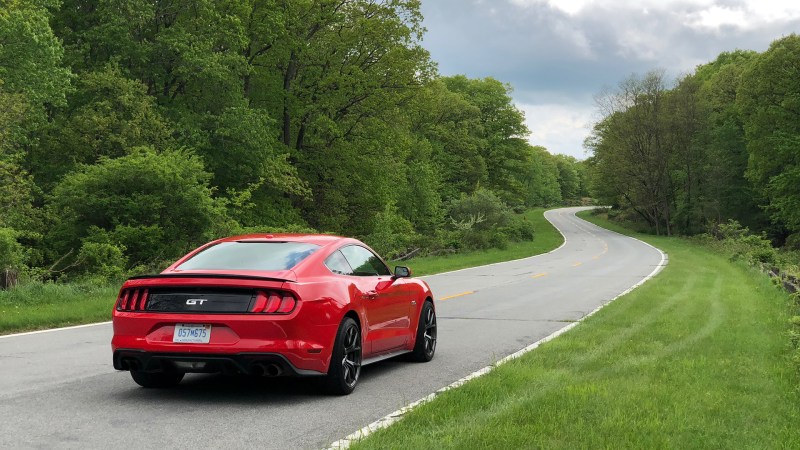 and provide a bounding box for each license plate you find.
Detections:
[173,324,211,343]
